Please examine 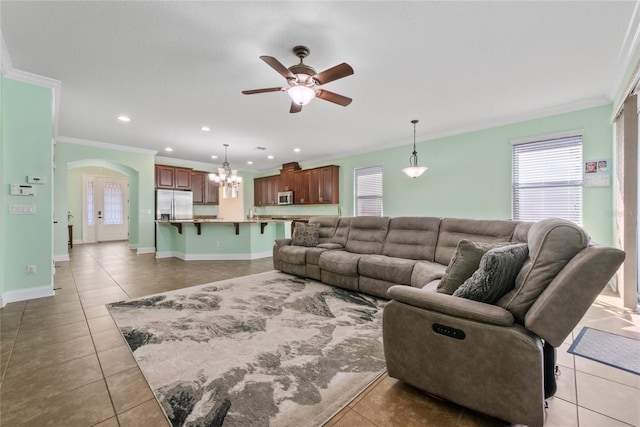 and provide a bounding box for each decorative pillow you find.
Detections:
[452,244,529,304]
[291,223,320,247]
[437,240,507,295]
